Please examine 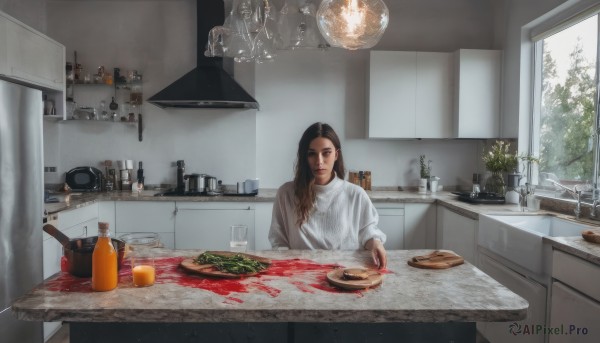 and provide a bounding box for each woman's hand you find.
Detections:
[365,238,387,269]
